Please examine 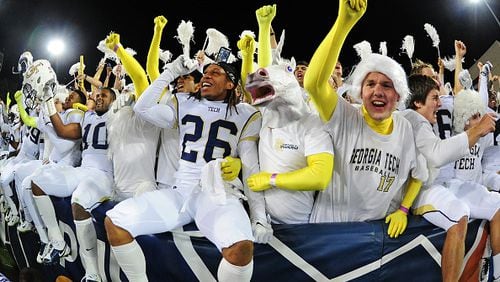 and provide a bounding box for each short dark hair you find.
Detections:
[73,89,87,105]
[203,62,239,88]
[100,86,117,100]
[296,60,309,67]
[407,74,439,110]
